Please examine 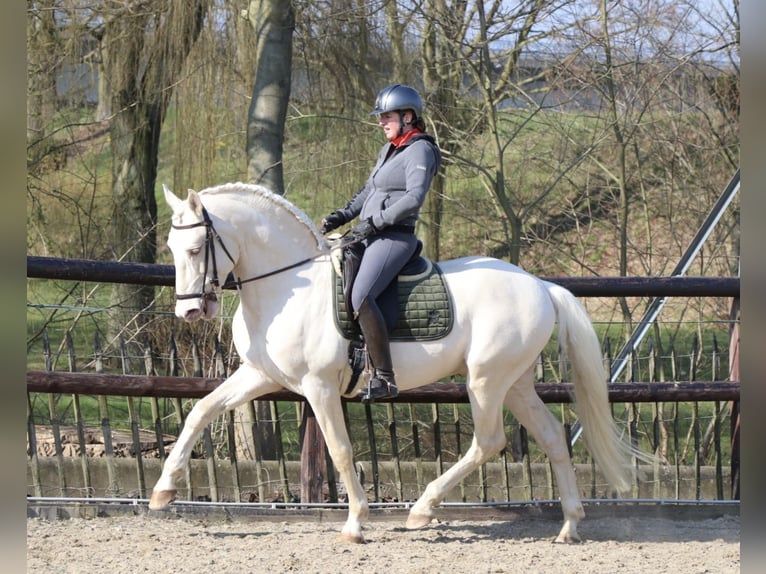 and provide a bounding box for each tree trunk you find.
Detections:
[103,1,208,340]
[244,0,295,191]
[239,0,295,462]
[26,1,60,168]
